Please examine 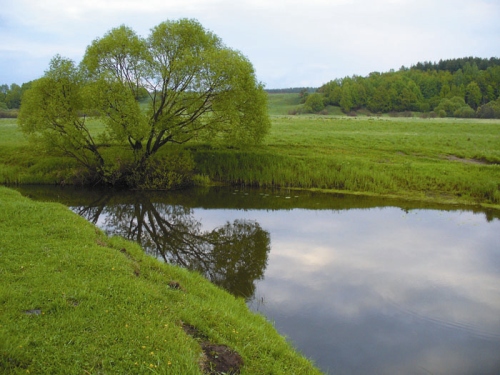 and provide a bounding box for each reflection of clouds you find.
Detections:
[291,211,498,373]
[199,207,500,325]
[196,206,500,374]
